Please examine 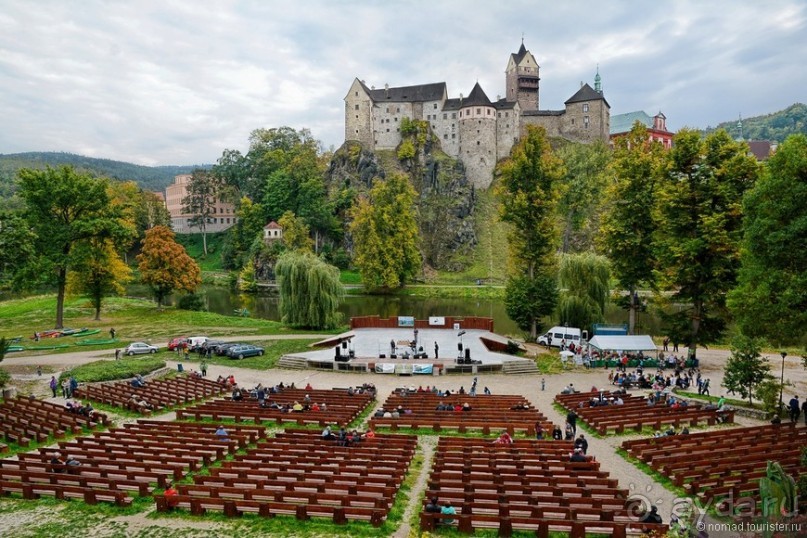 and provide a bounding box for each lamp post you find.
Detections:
[779,351,787,415]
